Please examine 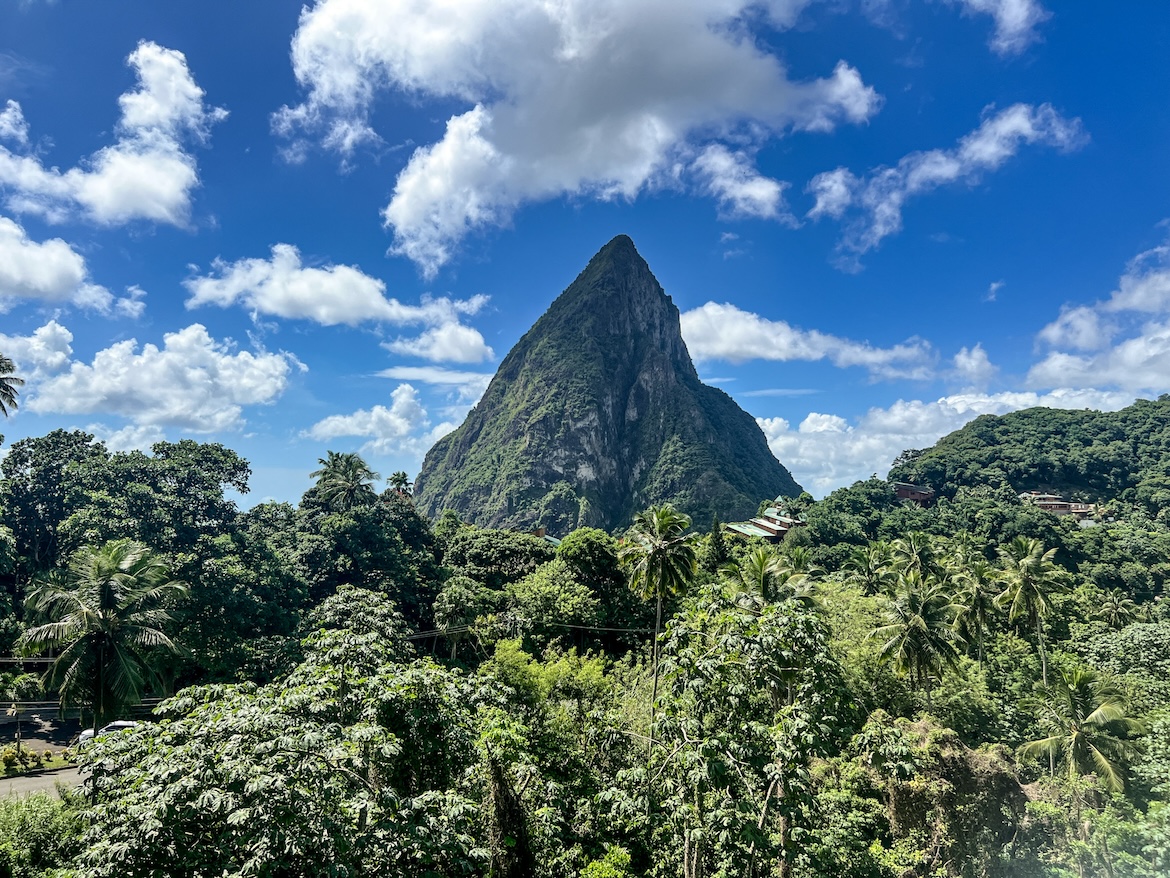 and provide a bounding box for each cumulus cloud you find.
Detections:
[1036,304,1112,352]
[1032,237,1170,394]
[0,319,73,378]
[759,387,1133,496]
[276,0,881,276]
[952,344,996,388]
[806,103,1085,266]
[384,322,494,364]
[693,144,794,222]
[86,423,166,452]
[0,42,226,226]
[952,0,1050,56]
[680,301,934,380]
[0,215,87,303]
[185,243,488,330]
[0,100,29,145]
[306,383,441,456]
[28,324,298,432]
[1028,322,1170,395]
